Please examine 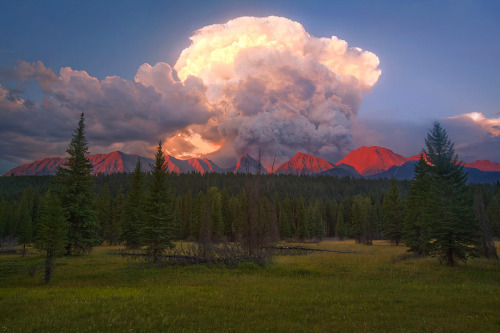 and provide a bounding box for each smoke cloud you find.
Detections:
[0,16,381,171]
[171,16,381,165]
